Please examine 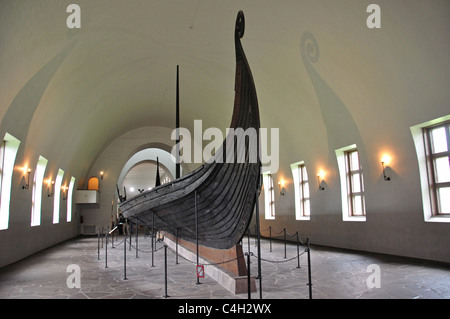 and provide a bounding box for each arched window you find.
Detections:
[31,156,48,226]
[53,169,65,224]
[0,133,21,230]
[262,172,275,220]
[87,177,99,191]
